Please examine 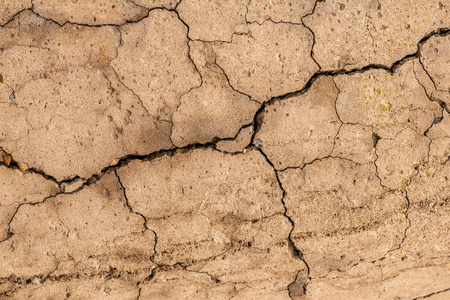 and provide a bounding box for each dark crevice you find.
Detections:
[413,61,449,114]
[300,0,323,70]
[114,168,159,262]
[2,5,184,30]
[0,150,61,187]
[0,11,447,188]
[1,4,448,299]
[0,202,21,244]
[0,8,31,28]
[114,170,146,229]
[412,287,450,299]
[254,147,311,296]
